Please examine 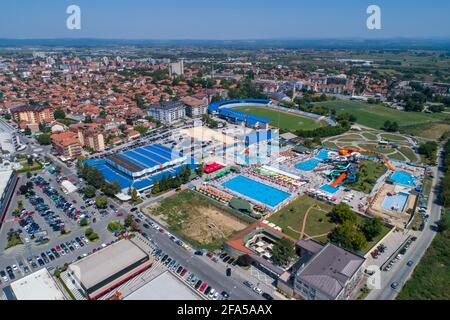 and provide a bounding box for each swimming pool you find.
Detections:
[390,171,416,187]
[381,192,409,212]
[222,175,290,207]
[315,149,329,160]
[320,184,340,194]
[295,158,322,171]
